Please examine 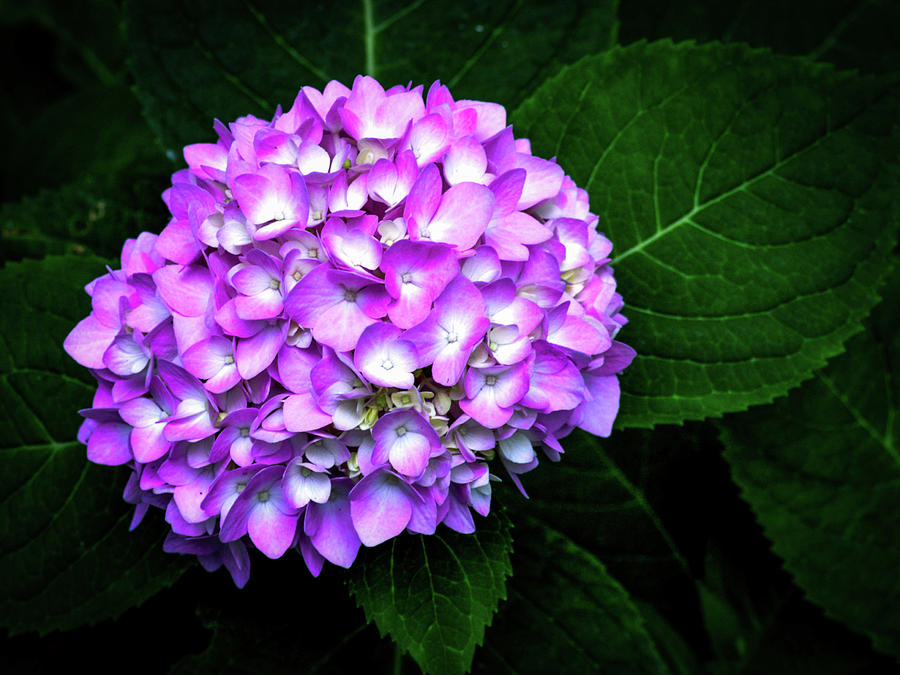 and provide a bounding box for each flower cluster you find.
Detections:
[64,76,634,586]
